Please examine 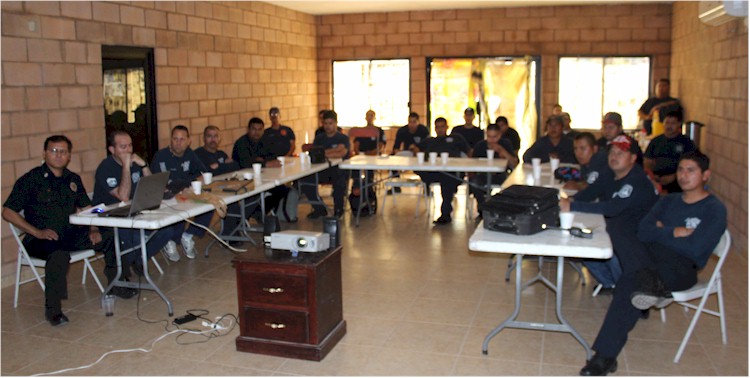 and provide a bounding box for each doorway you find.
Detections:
[101,46,158,162]
[427,56,539,155]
